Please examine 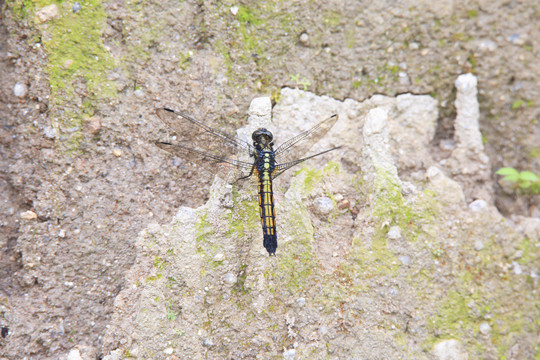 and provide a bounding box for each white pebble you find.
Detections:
[479,322,491,335]
[223,273,237,284]
[313,197,333,215]
[14,82,28,98]
[387,226,401,240]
